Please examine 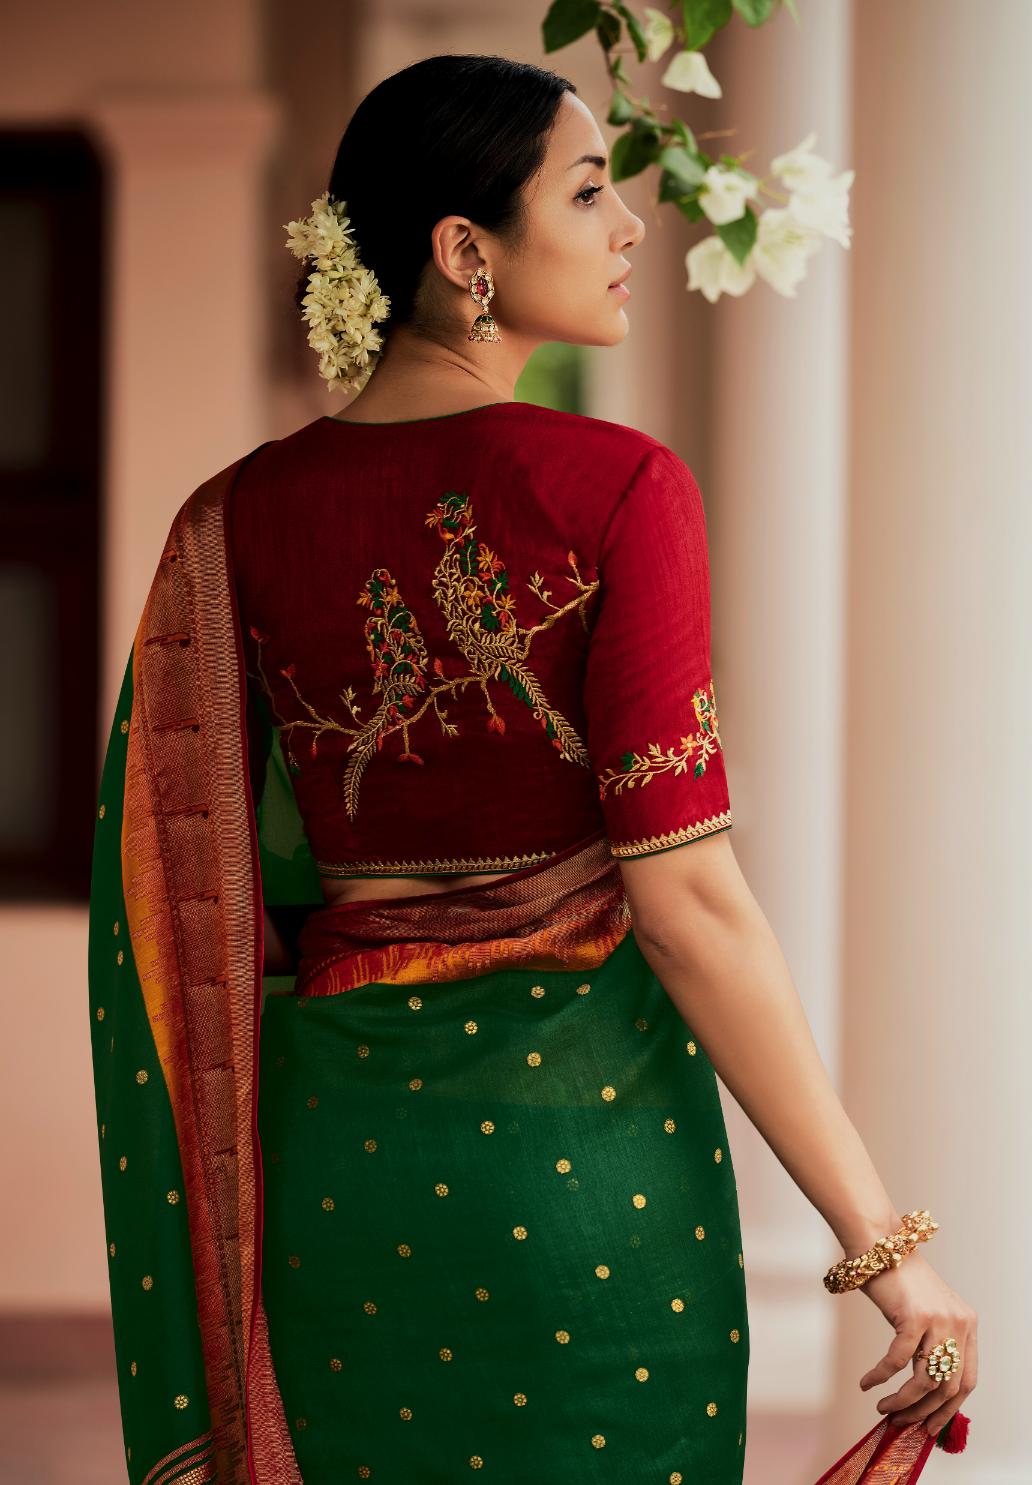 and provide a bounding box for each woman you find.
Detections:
[88,54,975,1485]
